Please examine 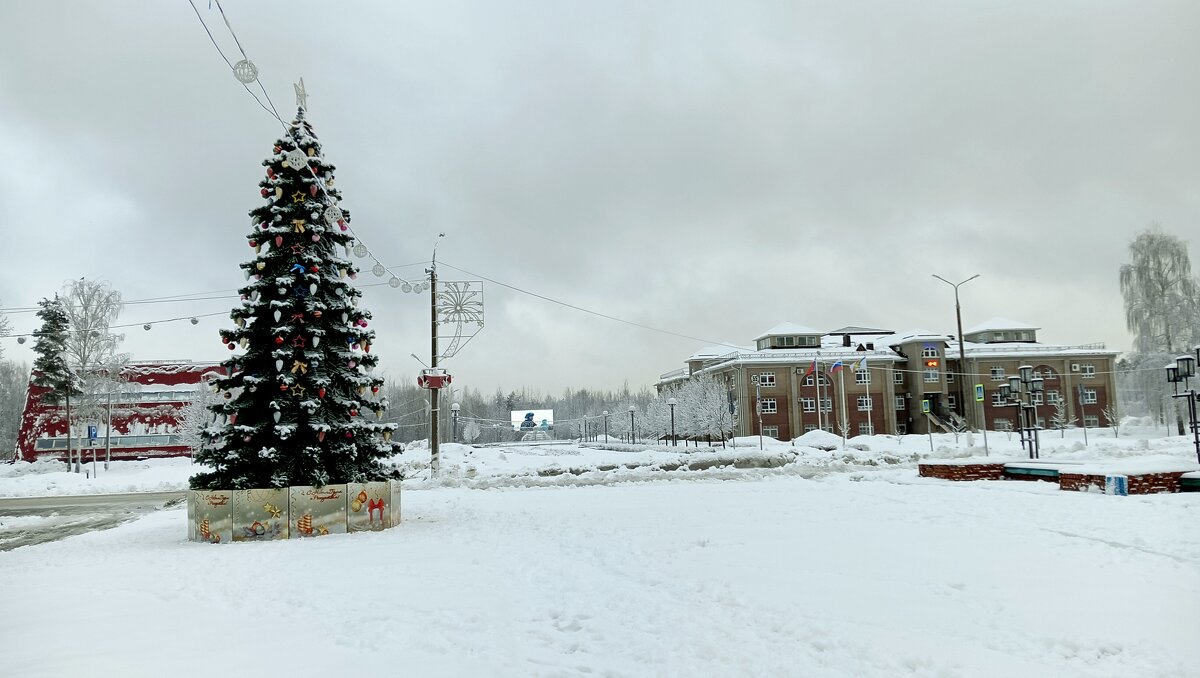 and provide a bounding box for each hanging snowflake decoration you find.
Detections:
[372,263,387,277]
[232,59,259,84]
[434,280,485,360]
[353,243,369,258]
[285,148,308,170]
[388,276,402,288]
[401,281,413,293]
[323,205,343,227]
